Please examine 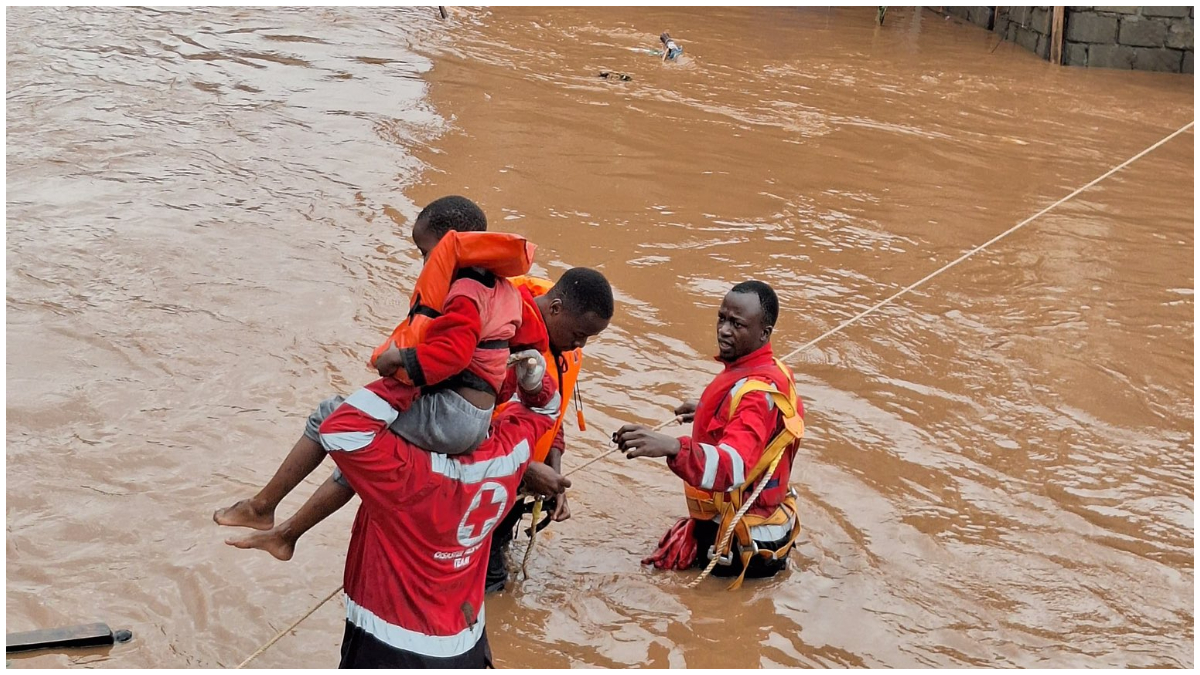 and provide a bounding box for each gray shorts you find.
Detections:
[306,389,492,487]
